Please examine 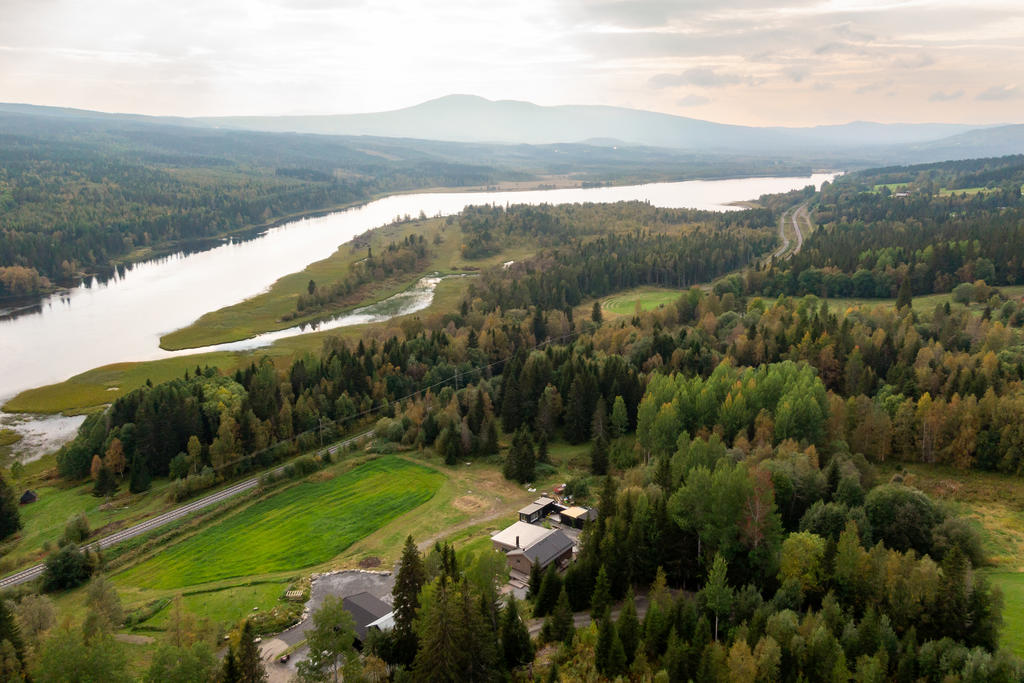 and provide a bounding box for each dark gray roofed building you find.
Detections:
[505,529,574,574]
[342,592,393,647]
